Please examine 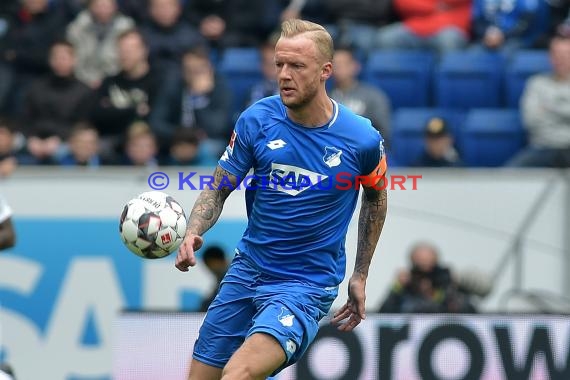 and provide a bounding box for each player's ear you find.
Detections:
[321,61,333,81]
